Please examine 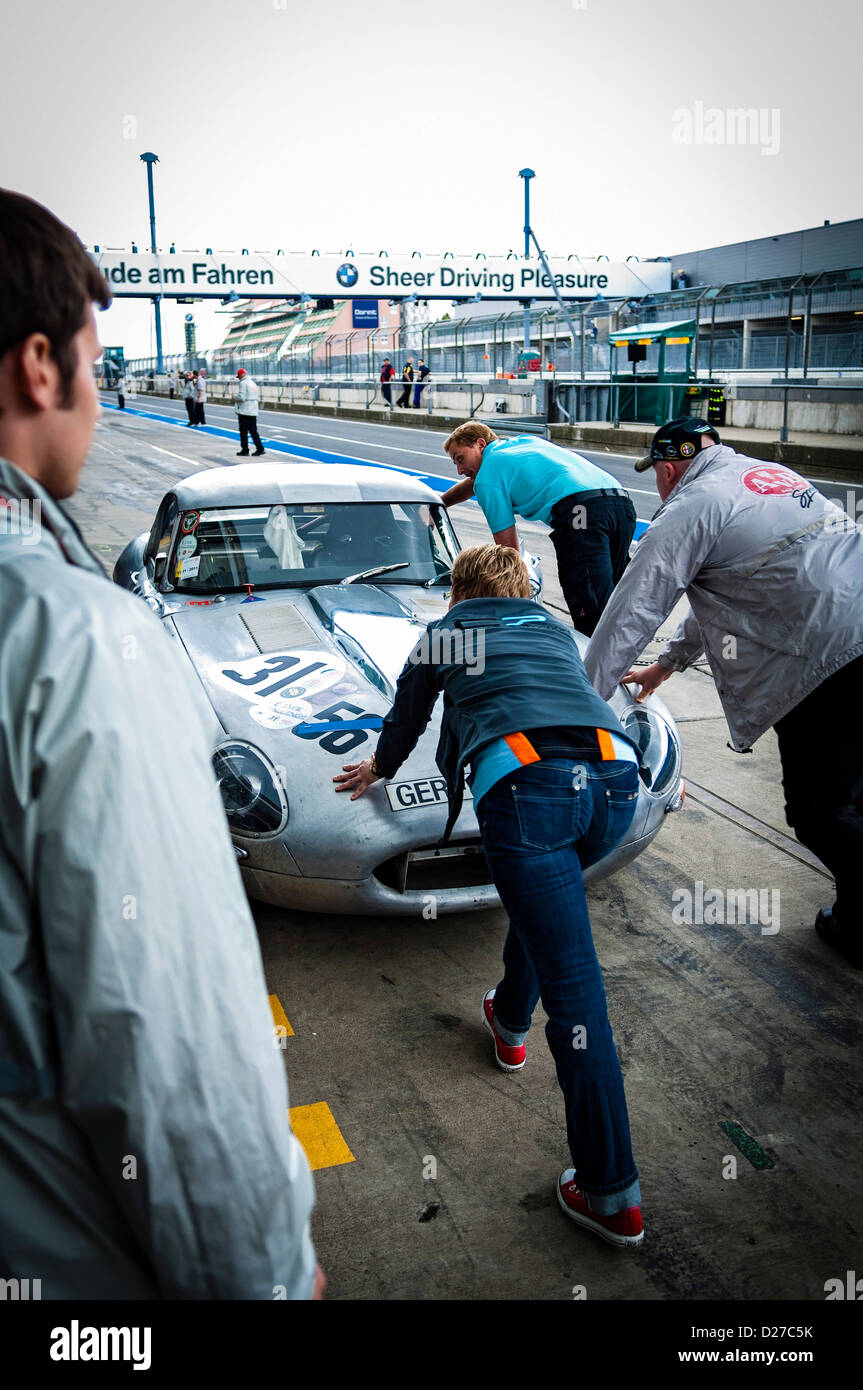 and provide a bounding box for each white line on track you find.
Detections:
[147,442,202,467]
[257,423,446,458]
